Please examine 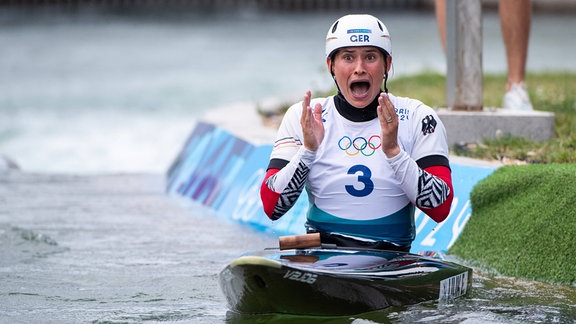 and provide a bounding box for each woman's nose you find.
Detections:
[354,60,366,74]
